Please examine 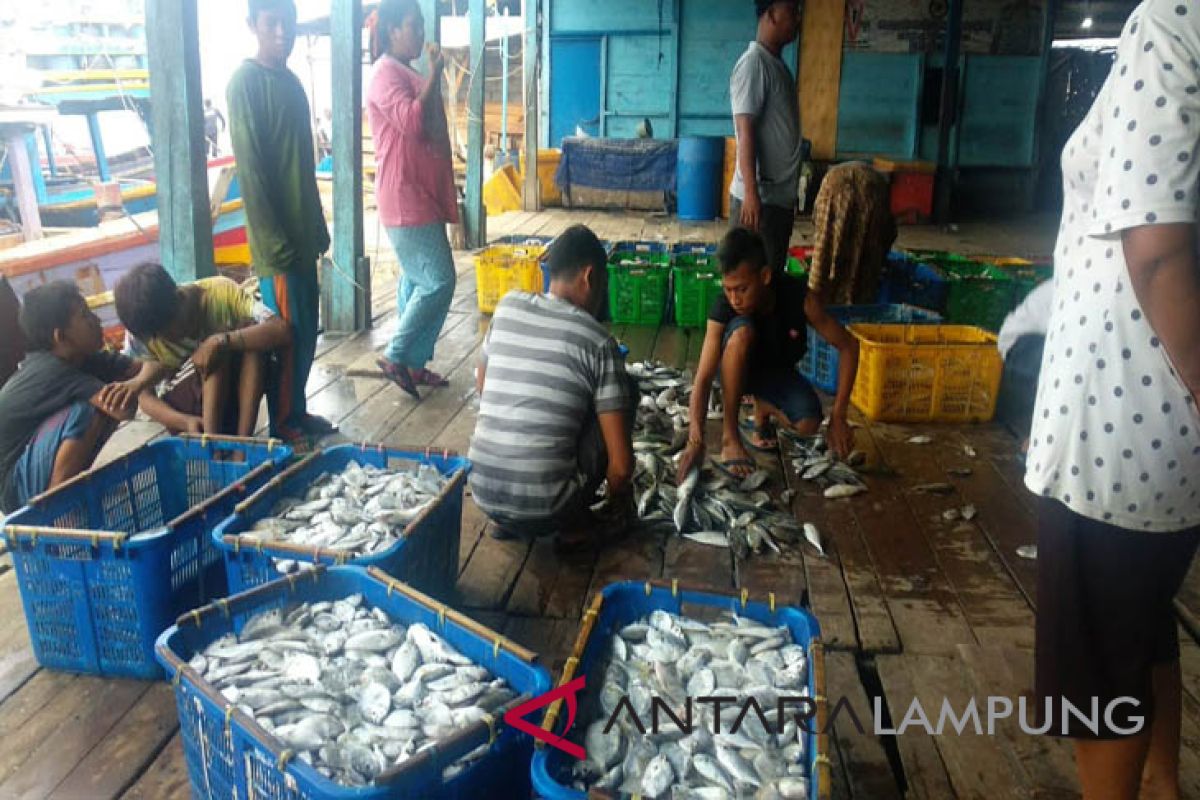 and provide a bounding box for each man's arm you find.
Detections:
[678,321,725,478]
[1123,222,1200,401]
[227,74,297,267]
[139,391,202,433]
[597,410,633,498]
[734,114,760,231]
[805,294,858,457]
[475,355,487,396]
[93,359,169,417]
[192,316,292,376]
